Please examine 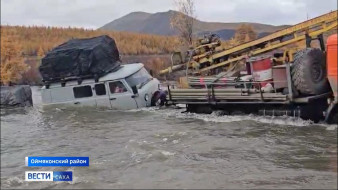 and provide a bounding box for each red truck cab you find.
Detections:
[327,34,338,99]
[325,34,338,124]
